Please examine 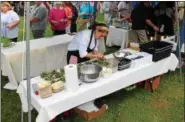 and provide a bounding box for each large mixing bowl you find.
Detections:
[78,64,102,83]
